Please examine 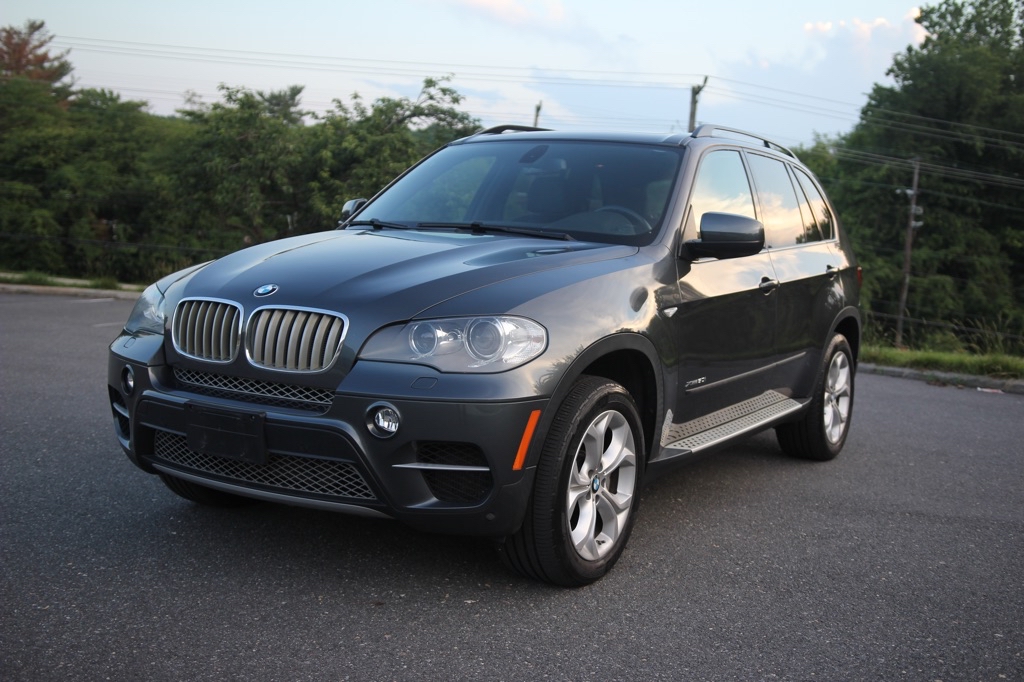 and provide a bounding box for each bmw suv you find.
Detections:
[108,124,861,586]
